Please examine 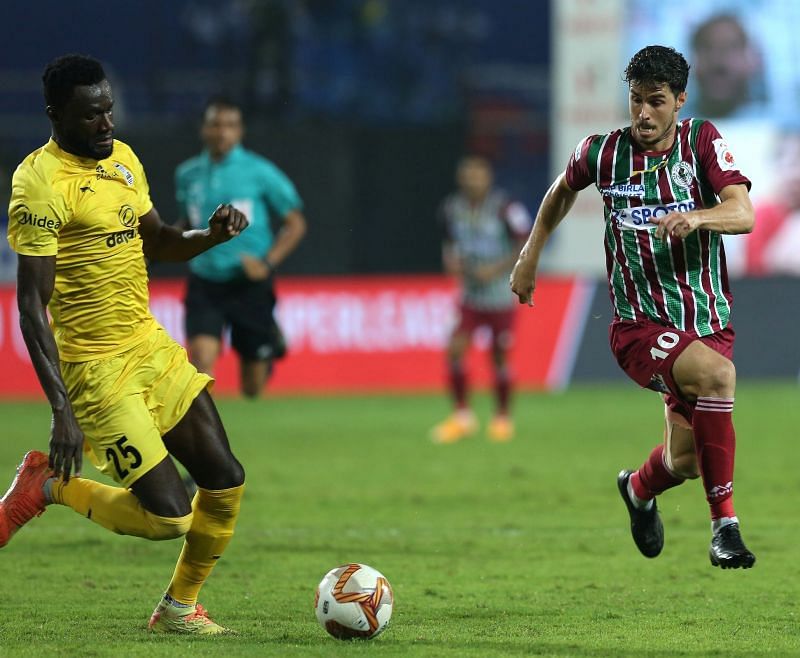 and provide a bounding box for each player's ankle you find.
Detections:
[627,479,653,510]
[42,477,56,505]
[711,515,738,535]
[164,592,194,609]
